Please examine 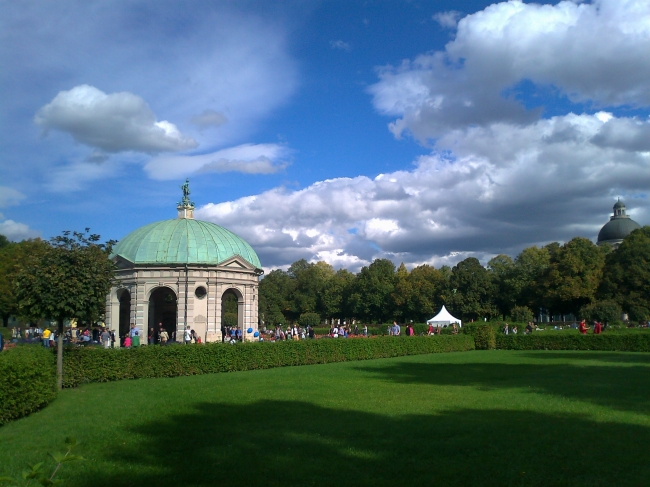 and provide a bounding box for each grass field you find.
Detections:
[1,350,649,486]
